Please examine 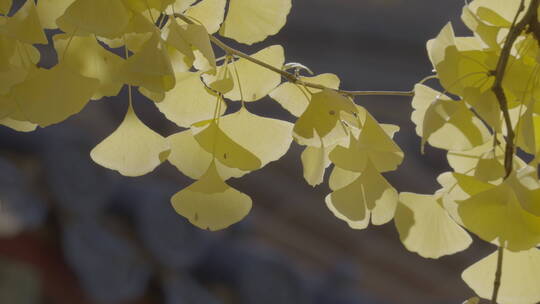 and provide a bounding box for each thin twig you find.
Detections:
[173,13,415,97]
